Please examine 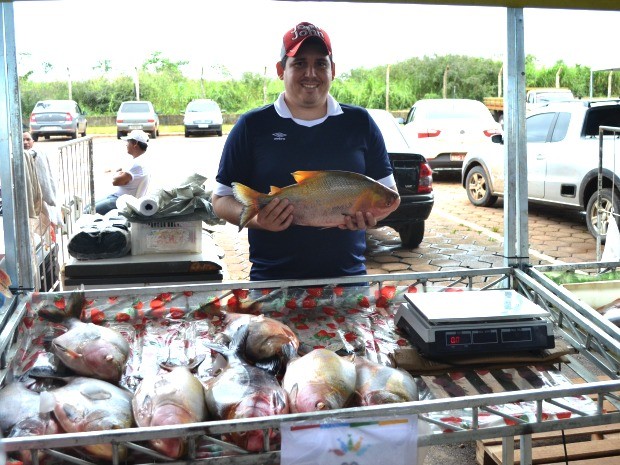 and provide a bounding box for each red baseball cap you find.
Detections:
[281,22,332,60]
